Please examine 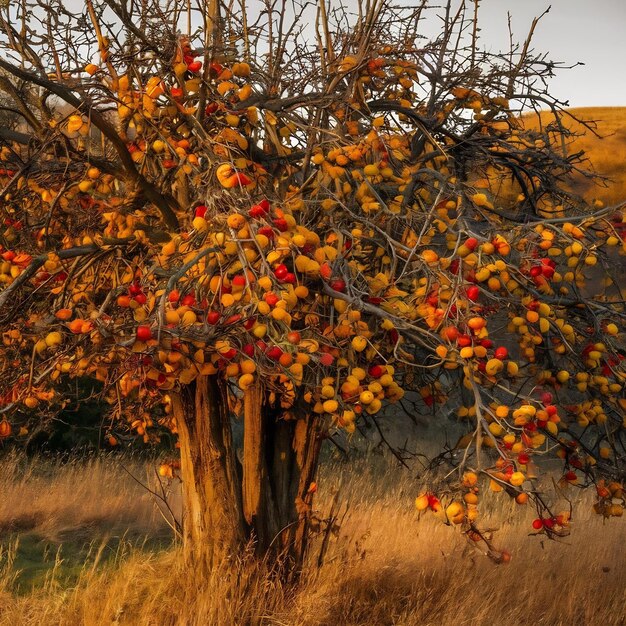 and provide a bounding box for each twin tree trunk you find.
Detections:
[171,376,323,574]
